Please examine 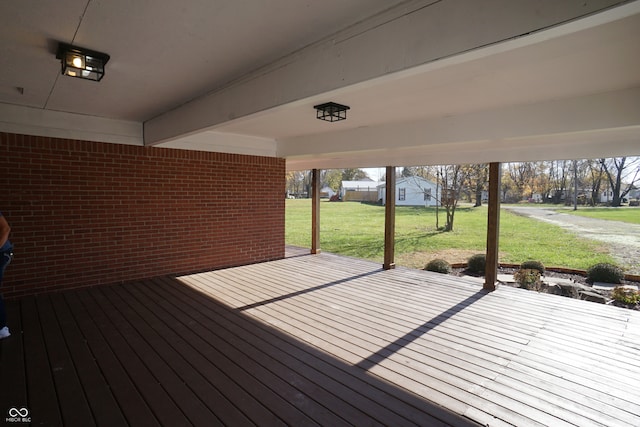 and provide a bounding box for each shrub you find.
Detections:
[586,263,624,284]
[467,254,486,274]
[520,260,545,275]
[514,269,542,291]
[425,259,452,274]
[611,287,640,305]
